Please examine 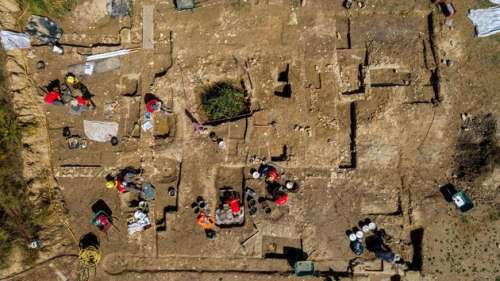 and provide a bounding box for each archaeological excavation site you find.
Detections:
[0,0,498,281]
